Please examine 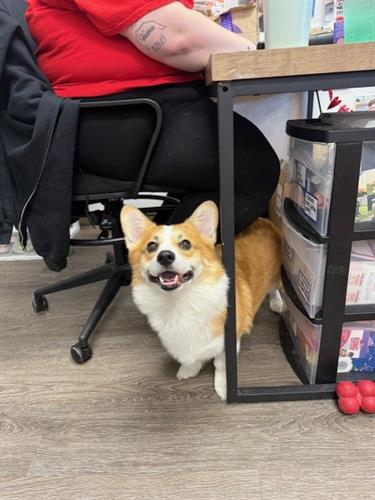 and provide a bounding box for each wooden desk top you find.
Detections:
[206,42,375,84]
